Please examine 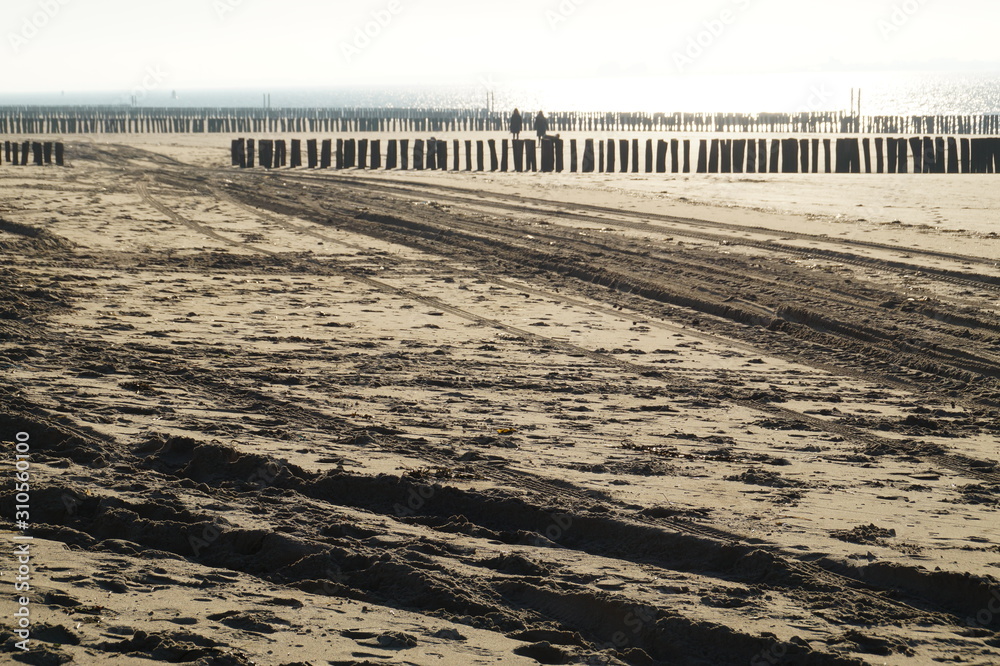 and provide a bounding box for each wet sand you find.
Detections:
[2,134,1000,665]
